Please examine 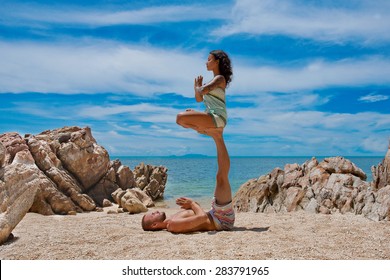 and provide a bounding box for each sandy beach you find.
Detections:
[1,203,389,260]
